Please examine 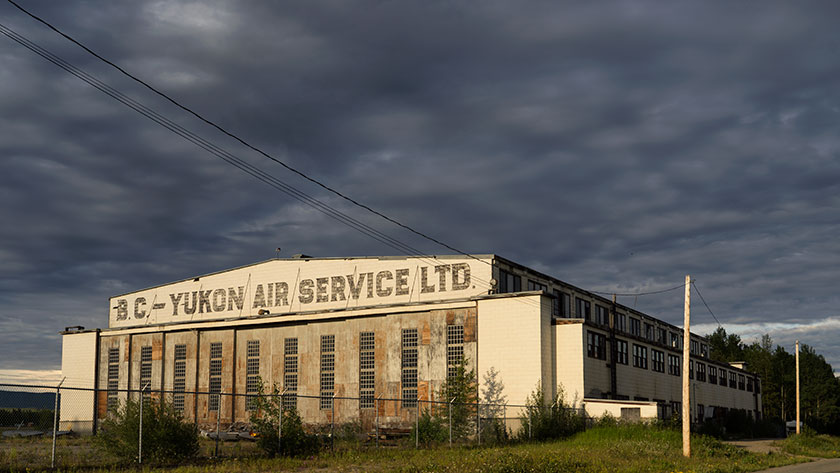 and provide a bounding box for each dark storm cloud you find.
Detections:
[1,0,840,379]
